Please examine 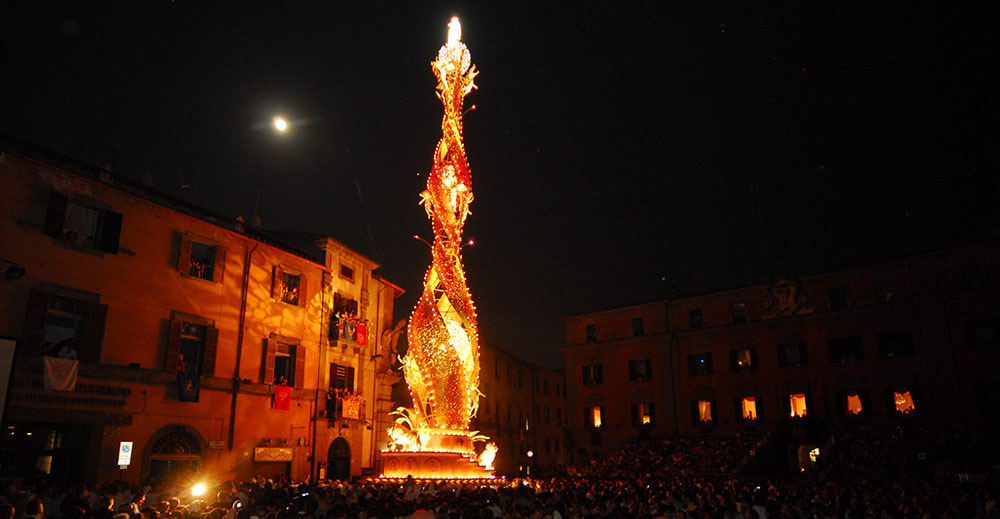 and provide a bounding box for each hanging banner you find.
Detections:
[43,356,79,391]
[273,385,292,411]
